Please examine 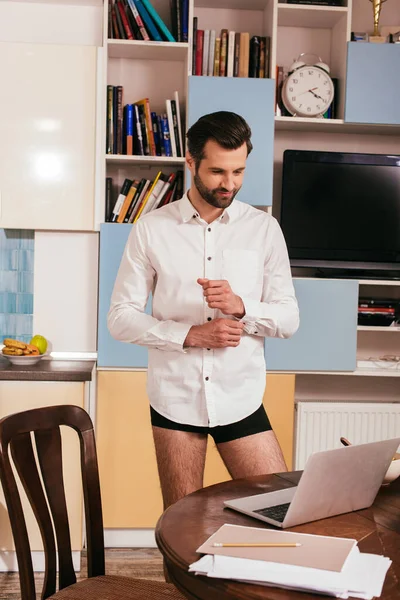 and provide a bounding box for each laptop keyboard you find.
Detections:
[254,502,291,522]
